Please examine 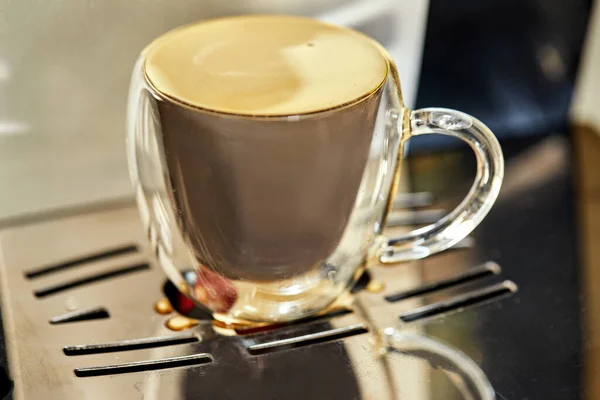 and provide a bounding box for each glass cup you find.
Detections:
[127,16,504,322]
